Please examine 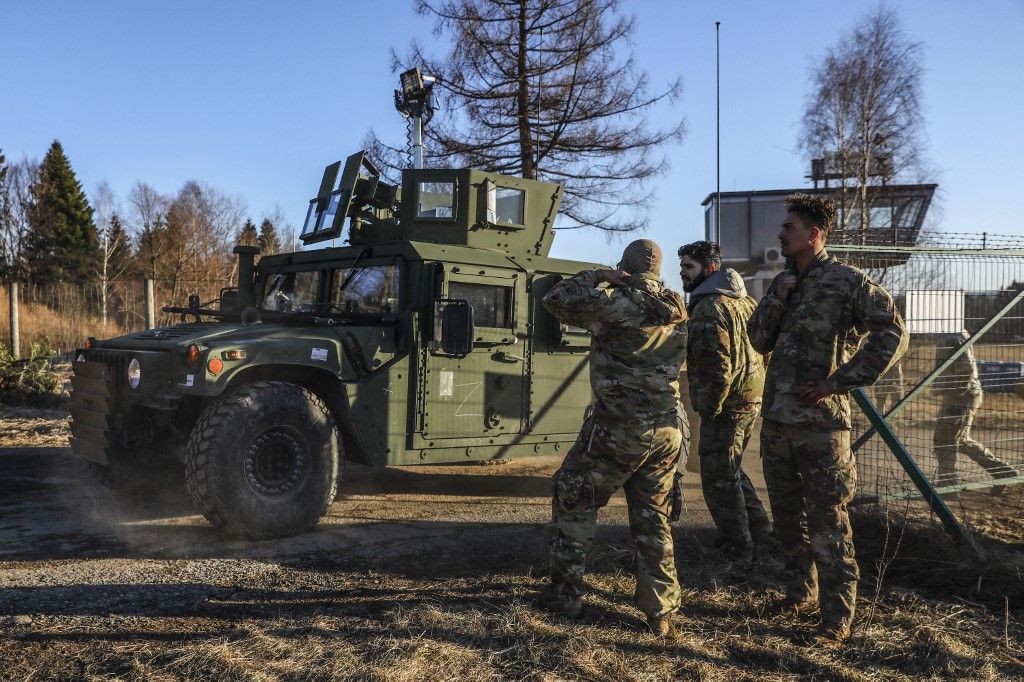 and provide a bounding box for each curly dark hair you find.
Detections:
[677,241,722,269]
[784,193,837,239]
